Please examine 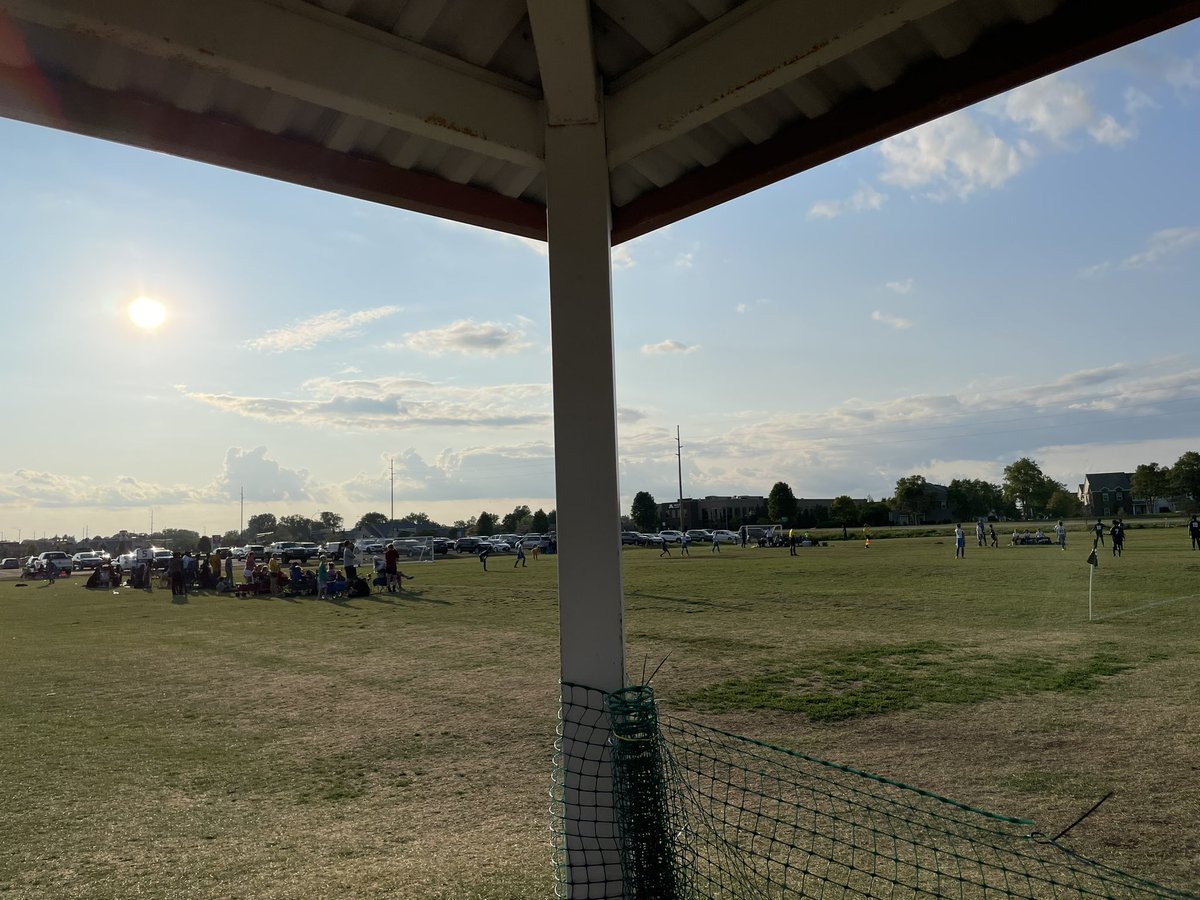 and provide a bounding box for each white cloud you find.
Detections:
[0,469,197,509]
[1123,86,1158,116]
[180,375,552,430]
[879,112,1028,200]
[1003,74,1140,148]
[735,303,748,314]
[393,320,531,357]
[210,447,312,502]
[880,73,1152,202]
[808,183,886,219]
[885,278,914,294]
[871,310,913,330]
[244,306,401,352]
[1004,76,1095,143]
[1164,53,1200,92]
[641,339,700,355]
[333,443,558,504]
[675,251,694,269]
[1083,226,1200,276]
[1120,226,1200,269]
[611,246,636,270]
[1087,114,1135,146]
[613,362,1200,504]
